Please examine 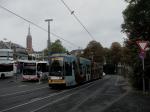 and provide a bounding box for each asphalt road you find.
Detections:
[0,75,128,112]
